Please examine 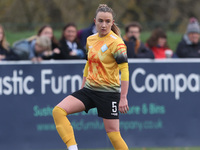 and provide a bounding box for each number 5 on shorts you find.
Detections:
[112,102,117,113]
